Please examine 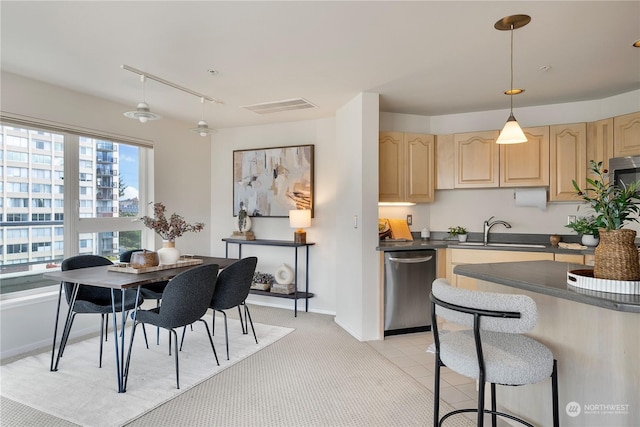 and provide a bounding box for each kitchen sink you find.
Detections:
[457,242,547,249]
